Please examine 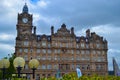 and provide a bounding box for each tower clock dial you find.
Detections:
[22,17,28,23]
